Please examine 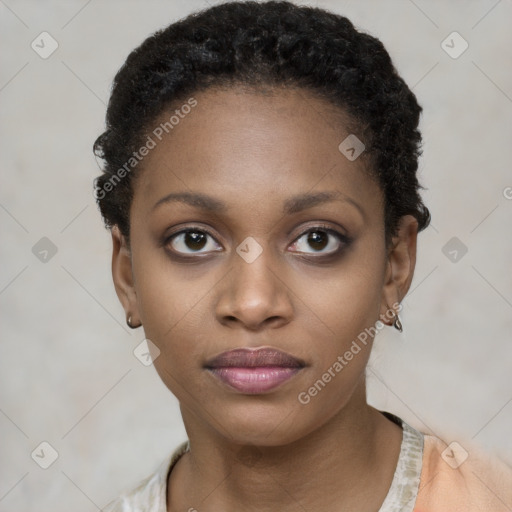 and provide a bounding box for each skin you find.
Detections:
[111,86,418,511]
